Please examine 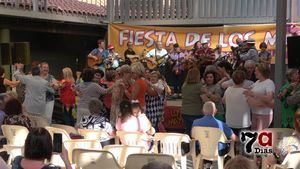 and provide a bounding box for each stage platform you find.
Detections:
[162,99,184,132]
[166,99,182,107]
